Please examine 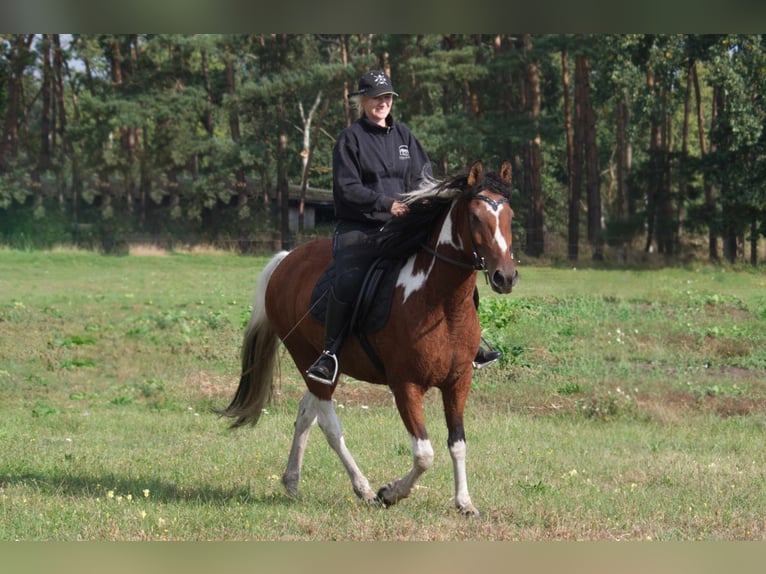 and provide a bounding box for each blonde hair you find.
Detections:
[348,94,365,118]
